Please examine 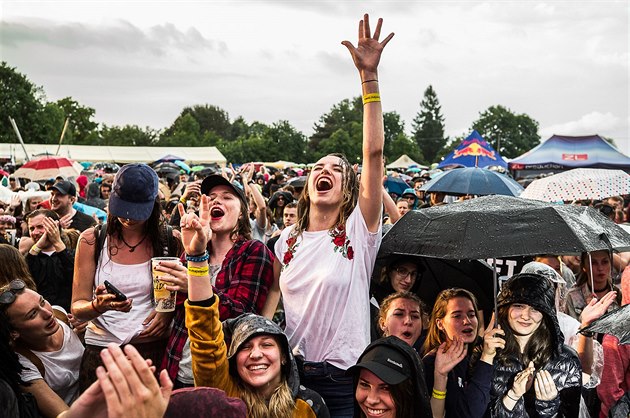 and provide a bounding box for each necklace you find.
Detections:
[119,233,147,252]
